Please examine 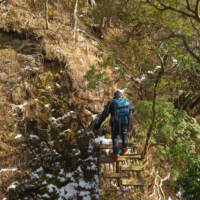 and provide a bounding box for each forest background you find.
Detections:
[0,0,200,199]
